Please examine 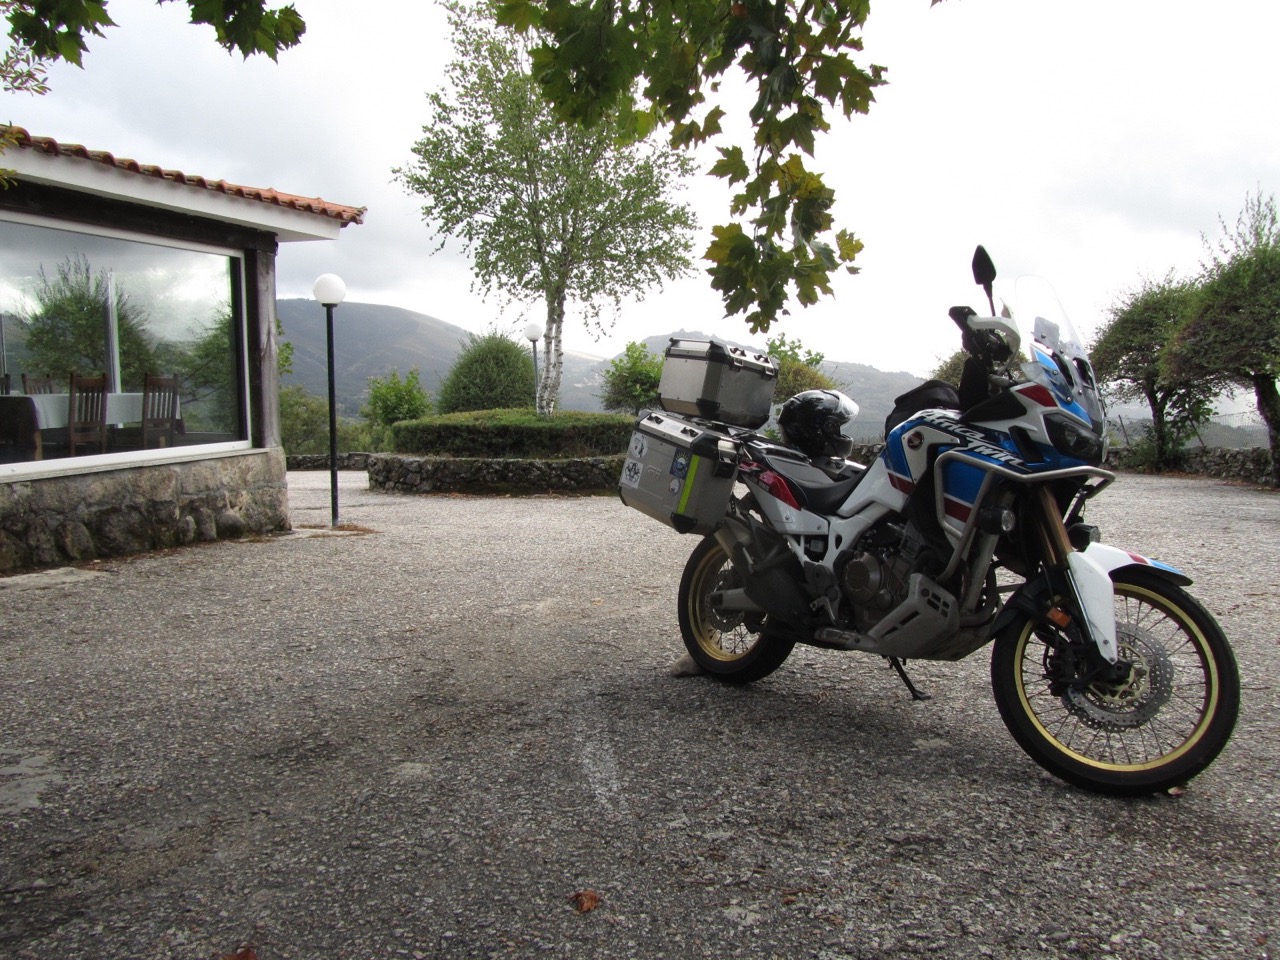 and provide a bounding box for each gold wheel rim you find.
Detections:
[687,544,759,663]
[1012,582,1221,772]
